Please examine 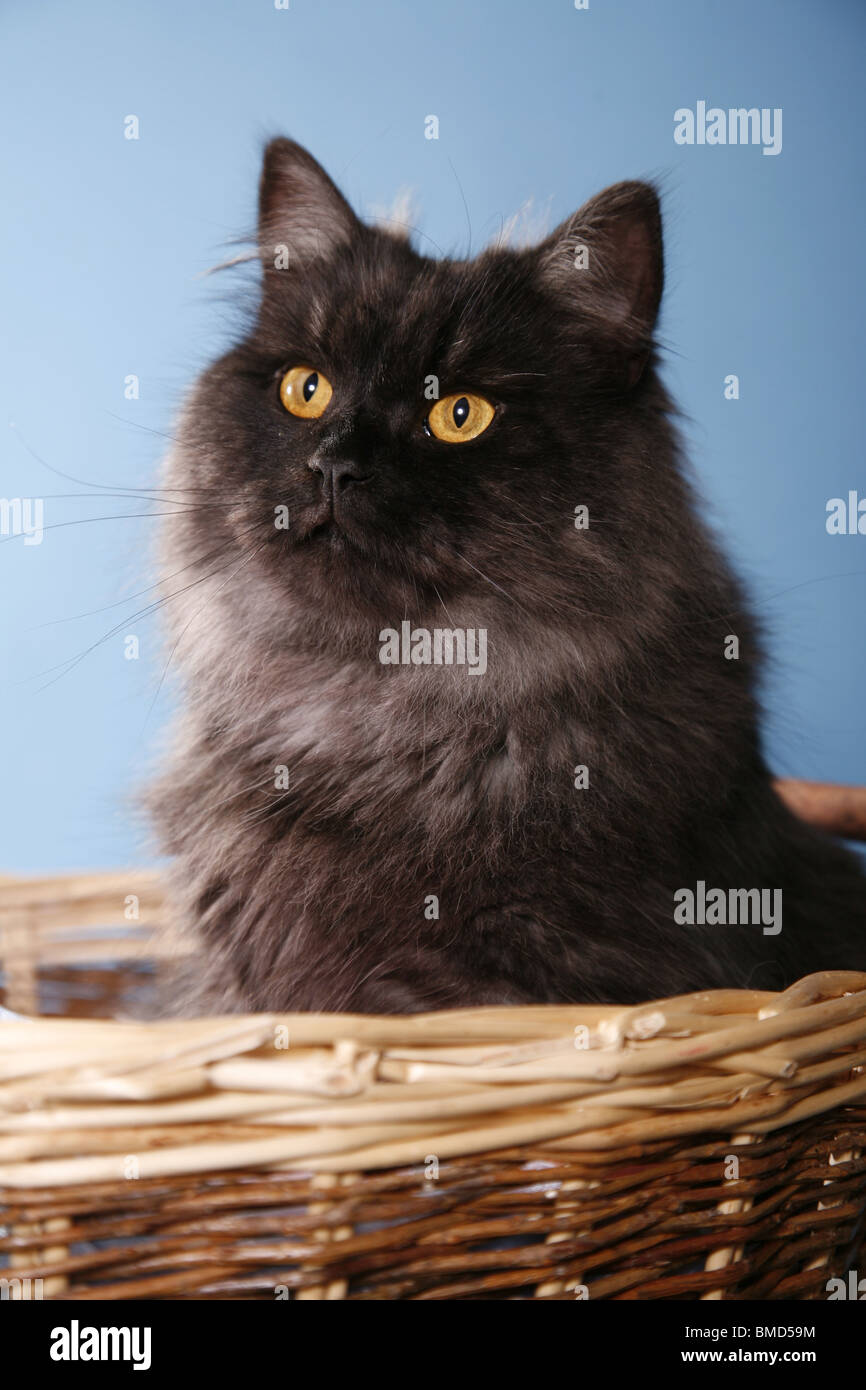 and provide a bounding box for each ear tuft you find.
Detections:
[258,138,359,267]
